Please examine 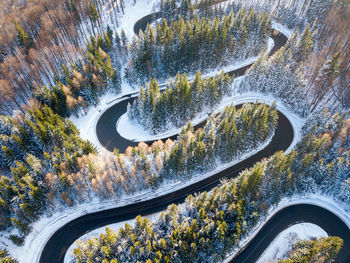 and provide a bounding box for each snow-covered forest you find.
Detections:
[0,102,277,247]
[72,107,349,263]
[127,71,232,134]
[126,7,271,84]
[0,0,348,262]
[242,26,313,117]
